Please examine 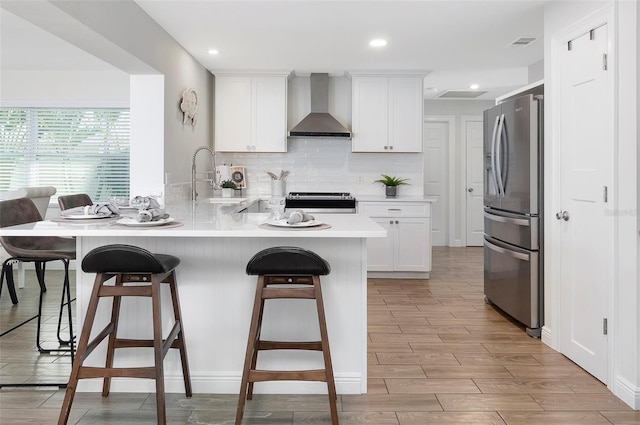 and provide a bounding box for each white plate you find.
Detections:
[116,217,175,227]
[266,218,323,228]
[63,214,116,220]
